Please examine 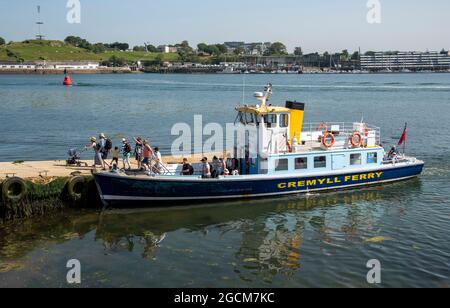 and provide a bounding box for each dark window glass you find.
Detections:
[314,156,327,168]
[275,159,289,171]
[295,157,308,170]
